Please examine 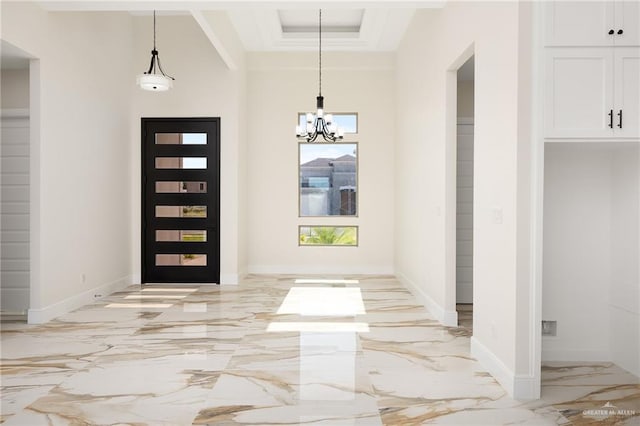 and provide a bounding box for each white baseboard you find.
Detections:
[131,273,141,284]
[514,374,540,401]
[470,336,539,400]
[397,272,458,327]
[247,265,394,276]
[471,336,515,397]
[220,273,239,285]
[27,275,134,324]
[542,349,611,362]
[0,287,30,315]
